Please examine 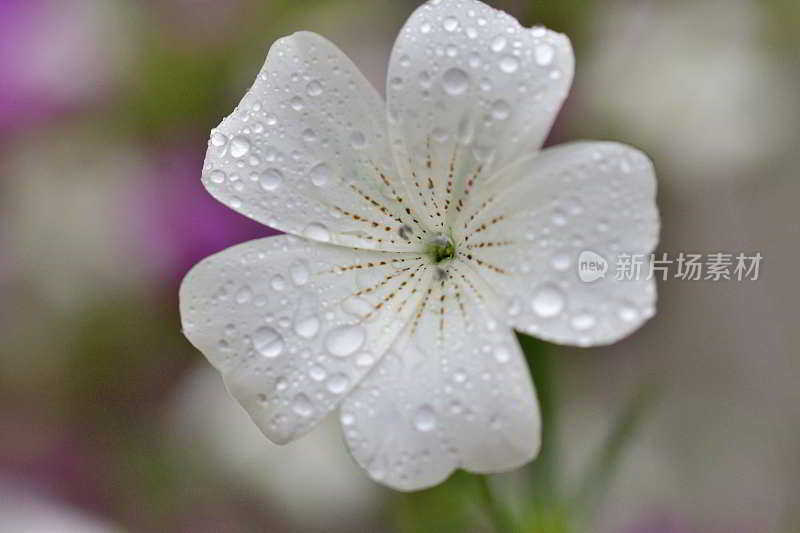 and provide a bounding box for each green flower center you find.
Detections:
[426,233,456,264]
